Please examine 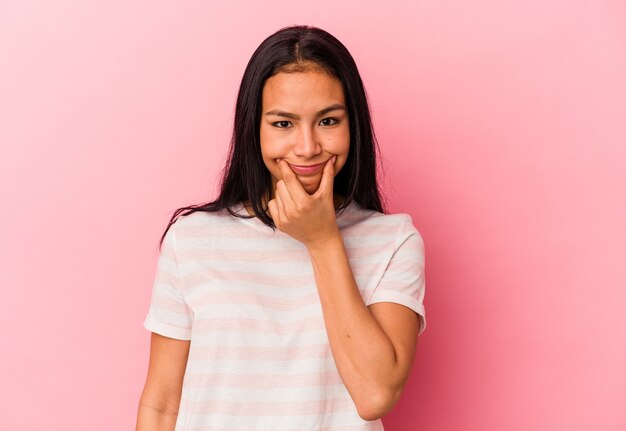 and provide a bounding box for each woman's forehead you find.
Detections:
[262,70,345,112]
